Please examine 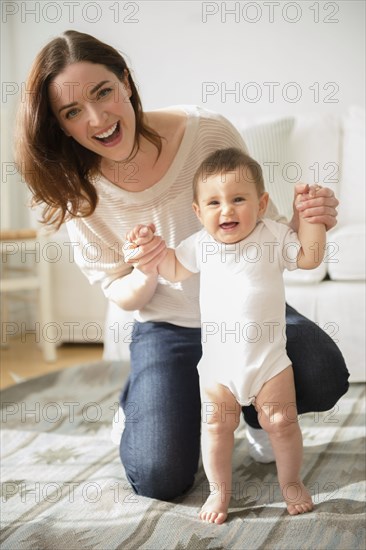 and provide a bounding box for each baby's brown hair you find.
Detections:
[192,147,265,203]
